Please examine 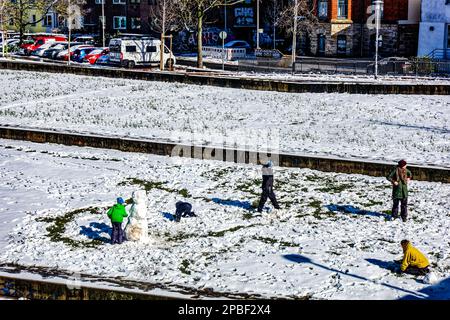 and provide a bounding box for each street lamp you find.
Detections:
[102,0,105,47]
[374,0,383,79]
[256,0,260,49]
[291,0,298,74]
